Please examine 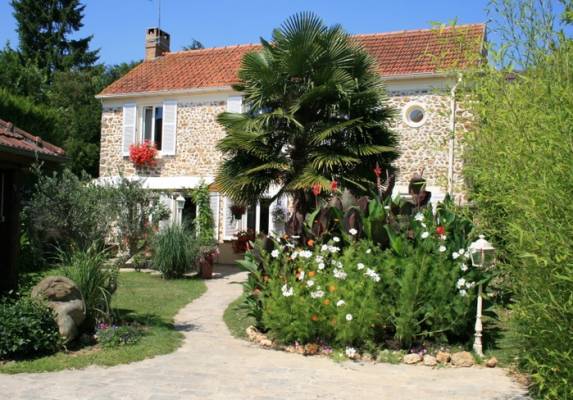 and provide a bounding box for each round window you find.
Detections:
[403,103,427,127]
